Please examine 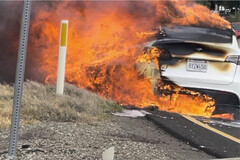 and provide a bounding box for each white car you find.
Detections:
[148,26,240,105]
